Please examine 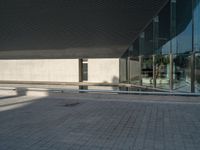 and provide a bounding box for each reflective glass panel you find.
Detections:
[155,55,170,89]
[173,54,191,92]
[194,0,200,51]
[142,56,153,87]
[129,57,140,84]
[141,23,153,56]
[195,53,200,93]
[132,38,139,57]
[157,3,170,55]
[175,0,192,54]
[119,58,128,83]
